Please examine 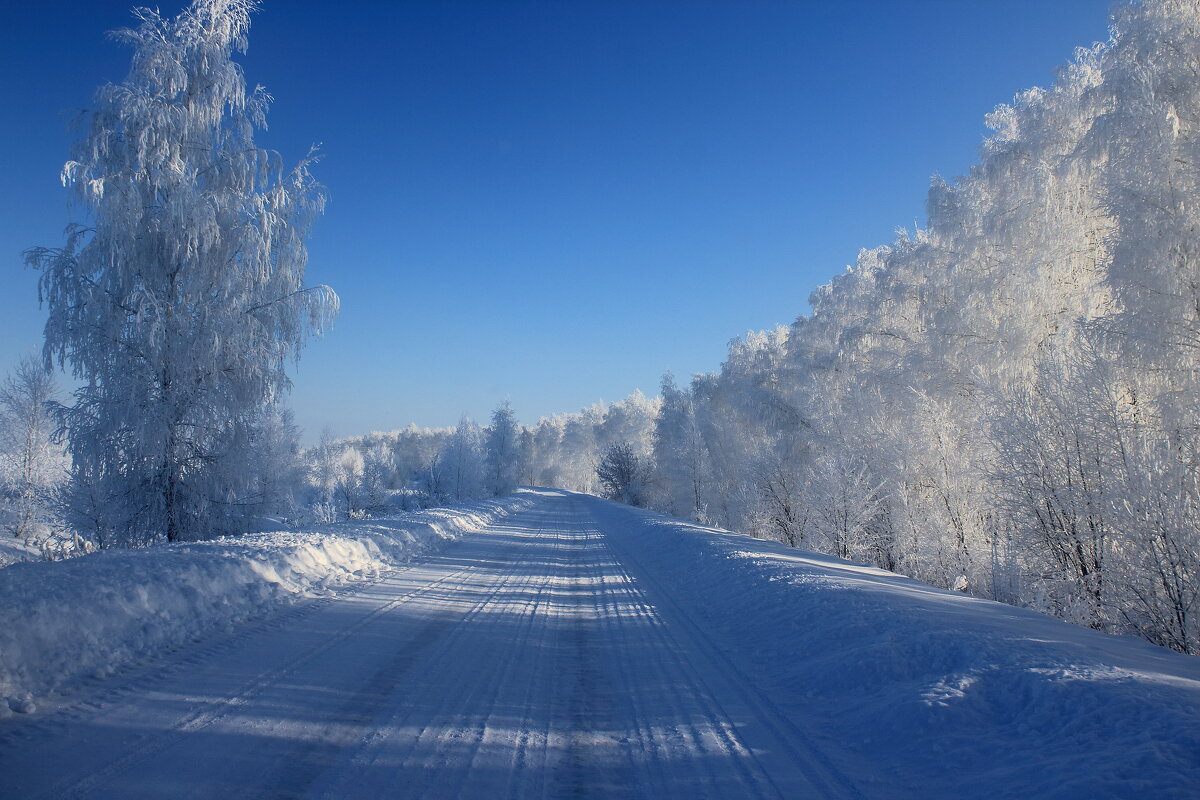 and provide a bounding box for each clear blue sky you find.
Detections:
[0,0,1113,441]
